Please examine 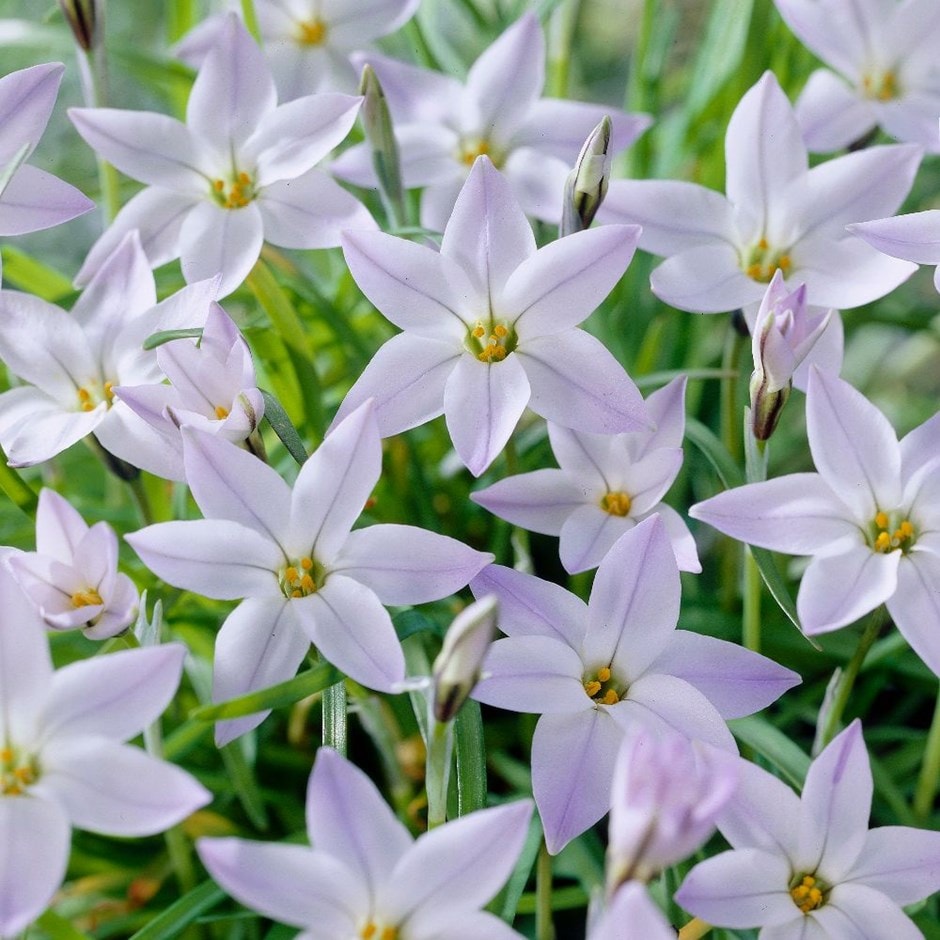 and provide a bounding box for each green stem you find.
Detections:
[546,0,581,98]
[742,547,761,653]
[536,837,555,940]
[126,475,155,527]
[321,680,348,756]
[425,718,453,829]
[0,448,38,516]
[240,0,260,41]
[913,683,940,822]
[816,610,885,752]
